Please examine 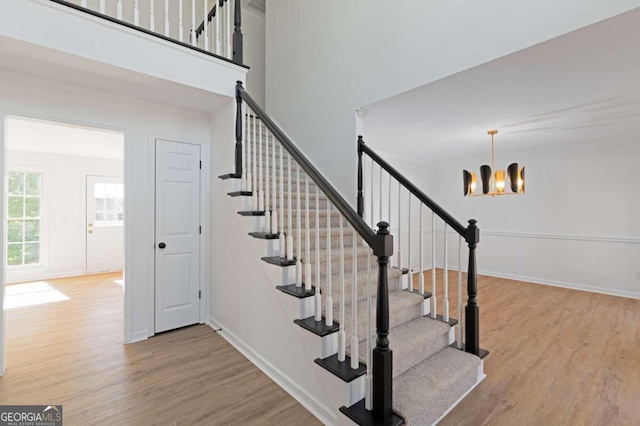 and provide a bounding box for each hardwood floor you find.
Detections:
[0,273,320,426]
[412,270,640,426]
